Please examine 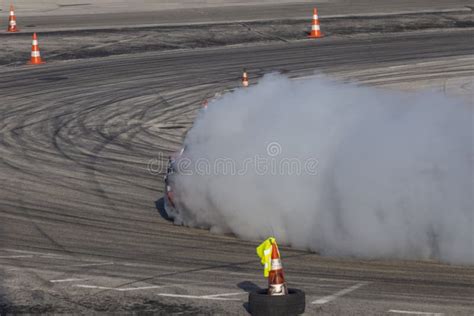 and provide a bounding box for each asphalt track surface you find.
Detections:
[1,30,473,314]
[8,0,474,31]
